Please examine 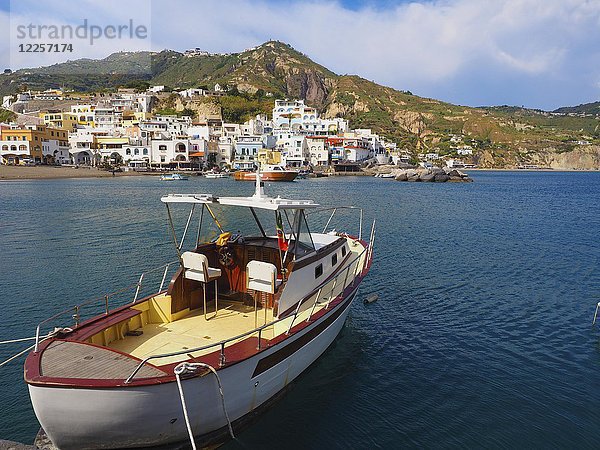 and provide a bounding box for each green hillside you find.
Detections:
[554,101,600,116]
